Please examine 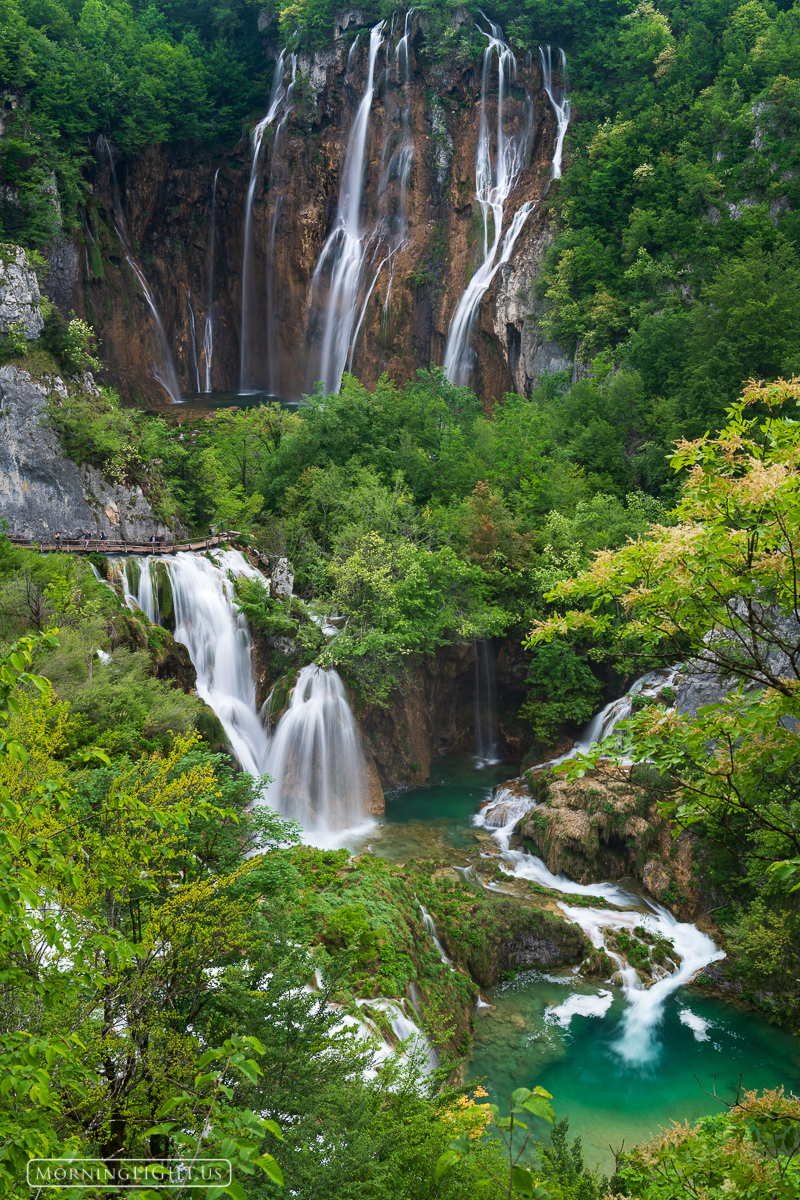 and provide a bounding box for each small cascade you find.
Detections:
[469,666,721,1068]
[474,638,499,762]
[203,166,220,392]
[240,50,291,392]
[417,900,452,967]
[108,551,270,775]
[260,664,371,833]
[539,46,570,181]
[559,900,724,1065]
[96,135,181,403]
[442,16,534,387]
[311,21,385,394]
